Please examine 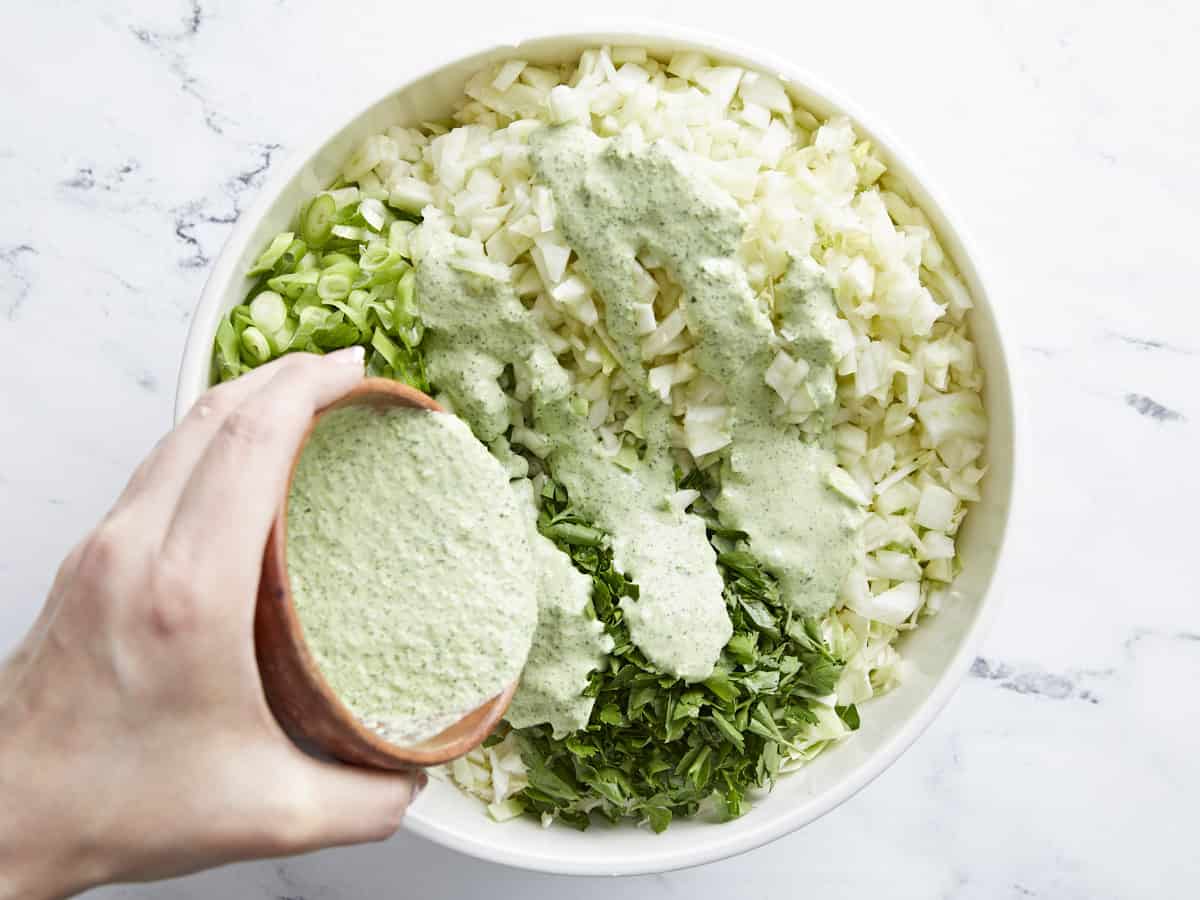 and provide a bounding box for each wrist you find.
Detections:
[0,658,113,900]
